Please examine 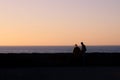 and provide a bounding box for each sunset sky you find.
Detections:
[0,0,120,46]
